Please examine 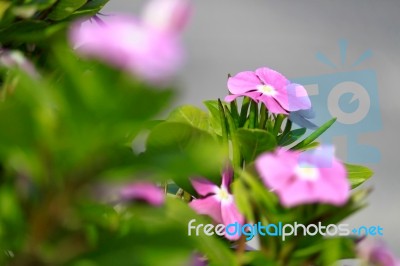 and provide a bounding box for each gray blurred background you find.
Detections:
[104,0,400,254]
